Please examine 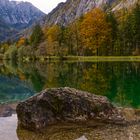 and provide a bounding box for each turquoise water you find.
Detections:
[0,61,140,108]
[0,76,34,104]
